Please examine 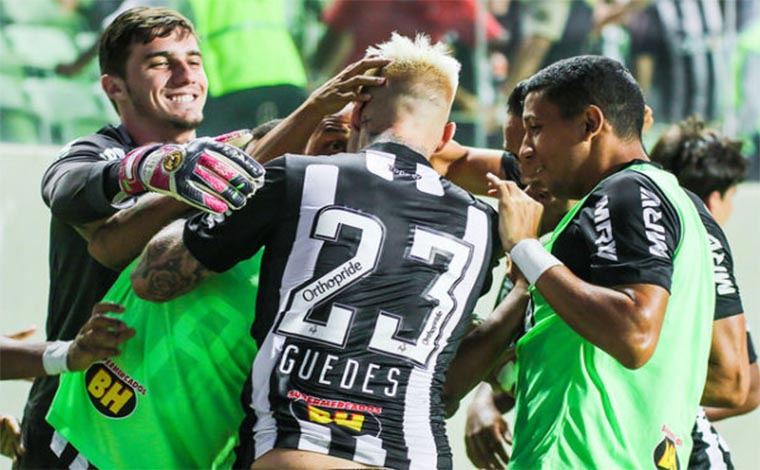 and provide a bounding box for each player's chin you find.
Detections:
[169,114,203,131]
